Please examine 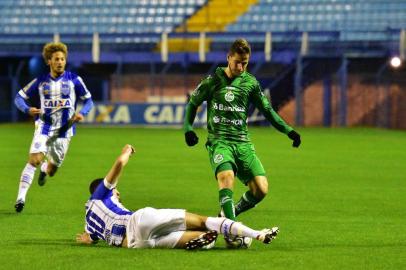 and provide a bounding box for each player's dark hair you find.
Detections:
[229,38,251,55]
[89,178,104,194]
